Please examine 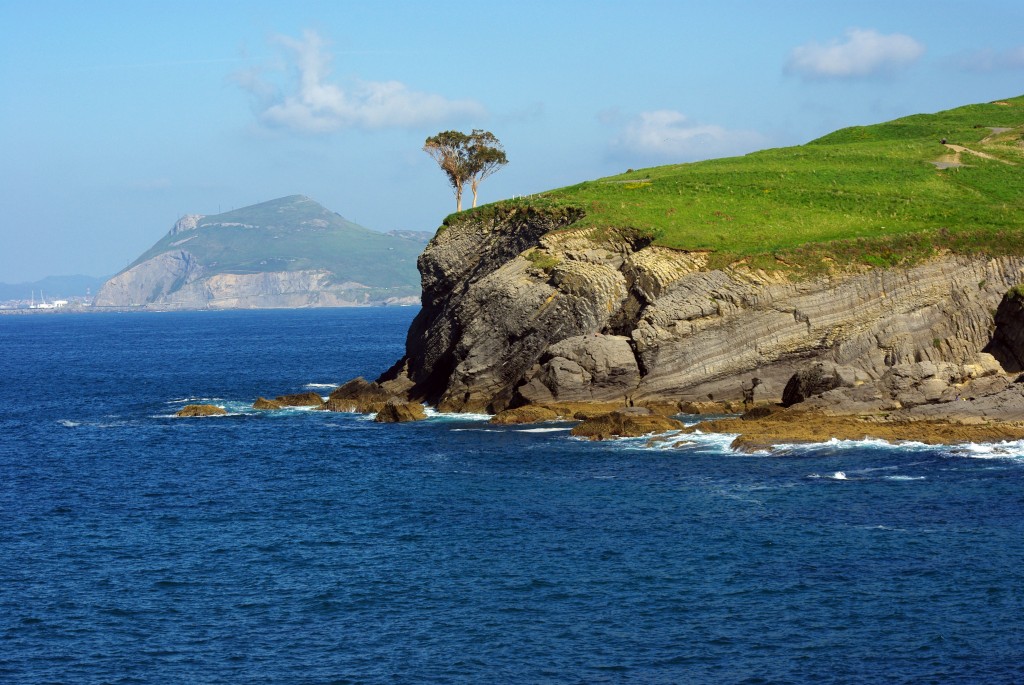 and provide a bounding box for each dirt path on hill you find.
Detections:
[932,137,1016,169]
